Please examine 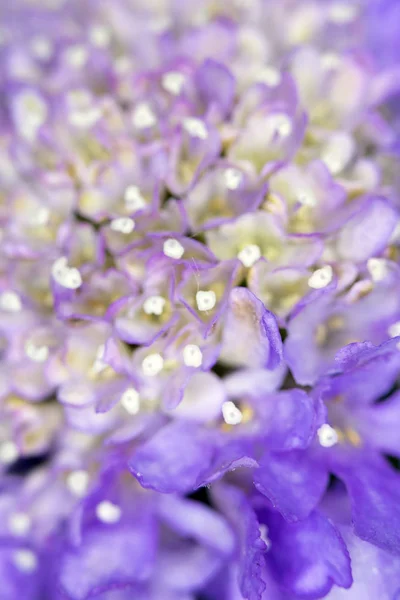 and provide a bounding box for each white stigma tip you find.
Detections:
[142,353,164,377]
[121,388,140,415]
[0,291,22,312]
[367,258,388,282]
[163,238,184,259]
[328,3,358,24]
[317,423,338,448]
[196,290,217,312]
[13,550,37,573]
[256,66,282,87]
[96,500,121,524]
[110,217,135,234]
[183,344,203,368]
[89,25,111,48]
[25,341,49,363]
[8,513,31,537]
[238,244,261,268]
[388,321,400,338]
[143,296,166,316]
[222,401,243,425]
[124,185,146,211]
[308,266,333,289]
[65,45,88,69]
[224,168,243,190]
[183,117,208,140]
[52,257,82,289]
[131,103,157,129]
[162,71,185,95]
[67,470,89,498]
[0,441,18,464]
